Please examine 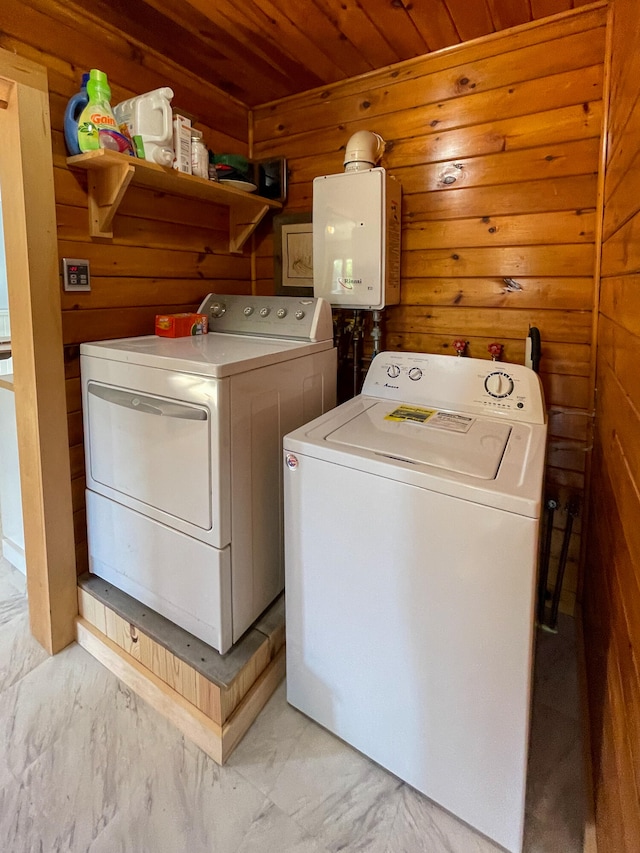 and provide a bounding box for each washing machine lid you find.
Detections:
[326,401,512,480]
[80,332,333,378]
[285,396,548,518]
